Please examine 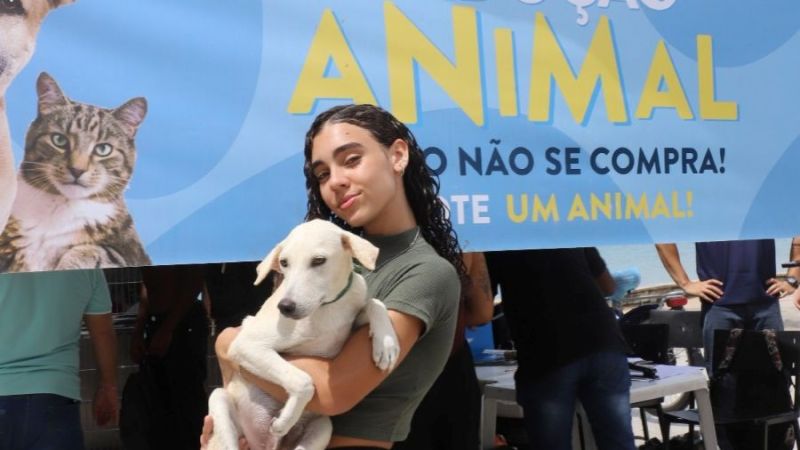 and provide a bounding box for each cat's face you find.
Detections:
[22,72,147,200]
